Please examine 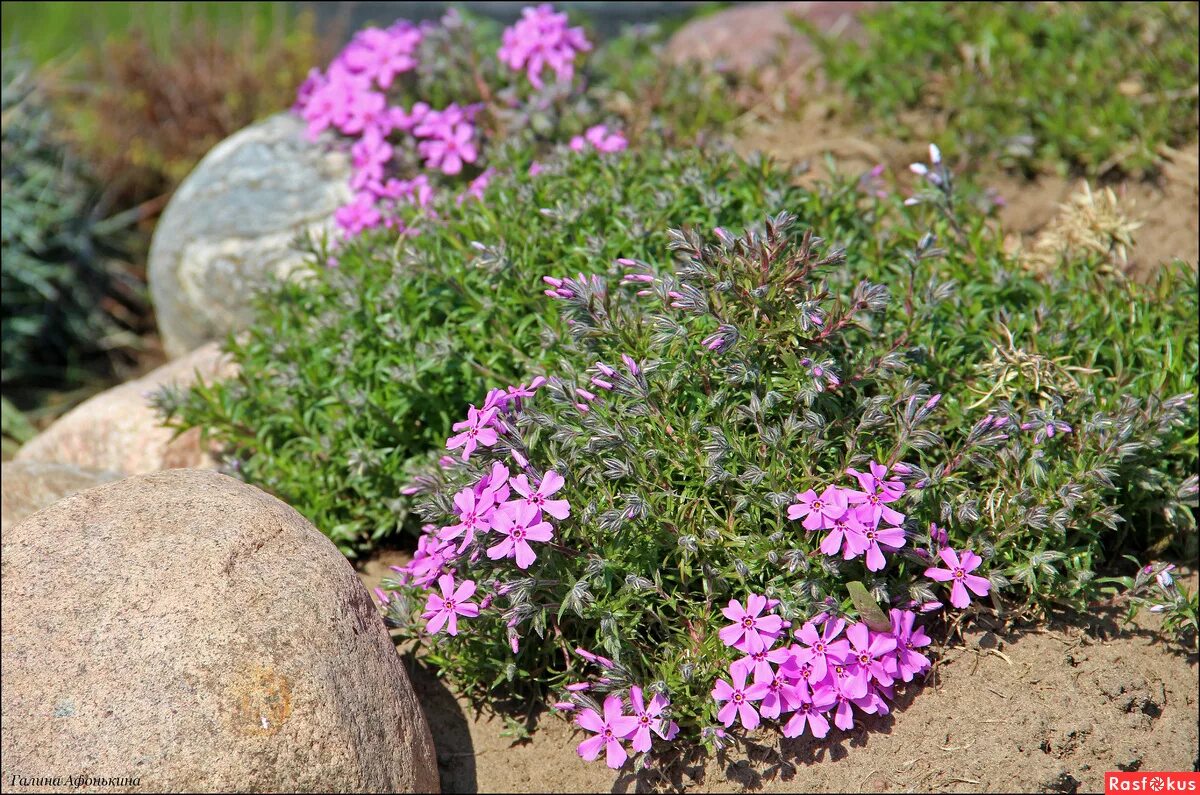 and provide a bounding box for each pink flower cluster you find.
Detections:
[498,3,592,89]
[446,378,546,461]
[788,461,909,572]
[569,124,628,154]
[559,650,680,768]
[712,596,931,737]
[293,6,622,242]
[388,376,568,637]
[573,689,680,769]
[295,22,422,142]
